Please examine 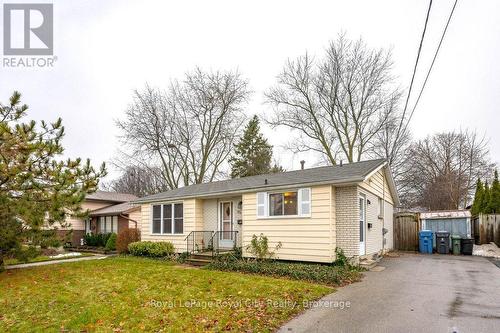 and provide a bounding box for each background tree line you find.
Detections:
[471,170,500,216]
[110,34,494,210]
